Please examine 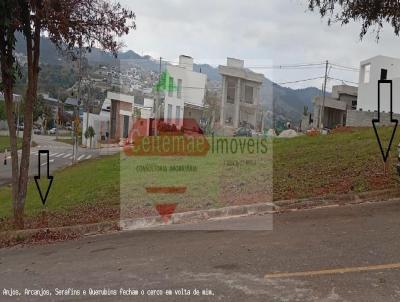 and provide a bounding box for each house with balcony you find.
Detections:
[218,58,264,134]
